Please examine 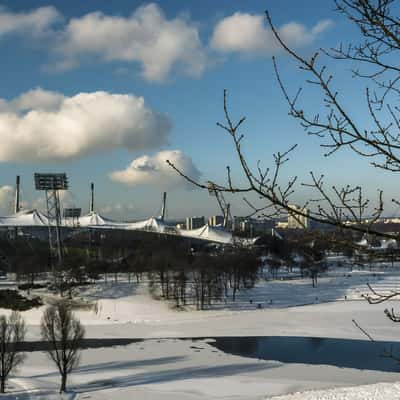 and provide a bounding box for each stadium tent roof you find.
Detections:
[0,210,128,229]
[0,210,238,245]
[0,209,49,227]
[93,217,234,244]
[126,217,167,232]
[78,211,128,228]
[83,215,162,231]
[178,225,233,244]
[124,218,234,244]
